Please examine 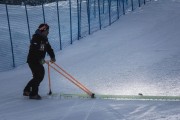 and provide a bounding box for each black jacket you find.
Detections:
[27,31,55,64]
